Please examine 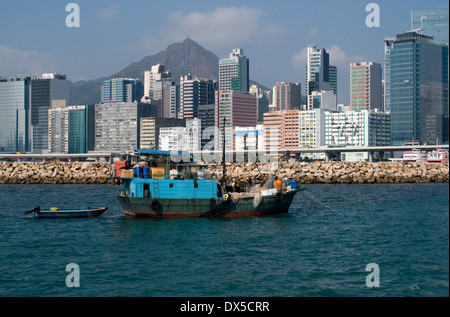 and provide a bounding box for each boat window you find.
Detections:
[194,183,199,188]
[169,183,174,188]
